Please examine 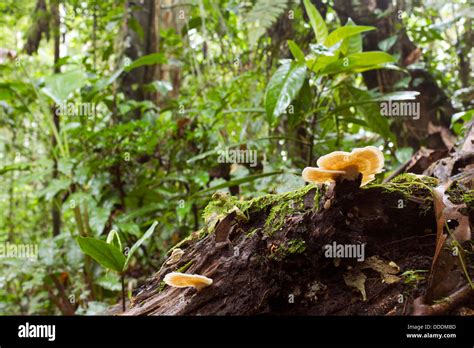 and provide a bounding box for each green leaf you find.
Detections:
[378,35,398,51]
[76,237,126,273]
[346,87,394,142]
[321,51,396,75]
[324,25,375,48]
[124,53,167,72]
[246,0,289,46]
[451,109,474,131]
[42,70,87,104]
[306,43,341,72]
[106,229,122,252]
[88,68,123,98]
[287,40,305,62]
[123,221,158,271]
[303,0,328,44]
[0,162,31,175]
[265,62,307,127]
[39,178,71,201]
[341,19,363,55]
